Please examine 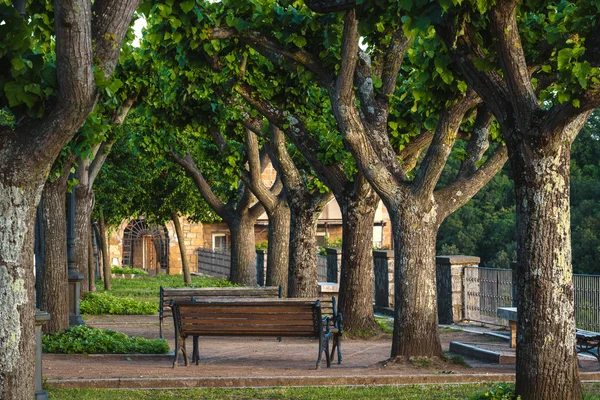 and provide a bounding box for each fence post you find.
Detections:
[436,255,480,324]
[373,250,394,309]
[255,249,267,286]
[325,248,342,283]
